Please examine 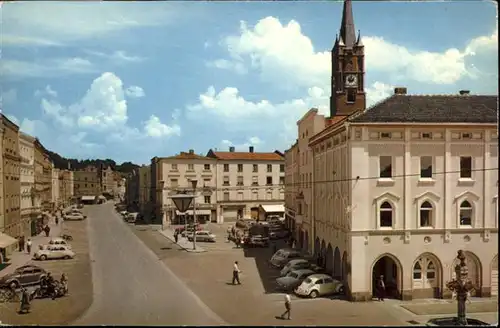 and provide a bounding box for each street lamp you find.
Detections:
[169,179,198,250]
[190,179,198,250]
[446,250,476,326]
